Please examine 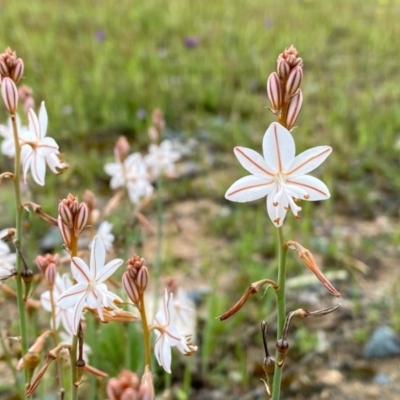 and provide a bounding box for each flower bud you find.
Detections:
[285,89,303,130]
[1,77,18,114]
[285,66,303,96]
[114,136,130,163]
[152,108,165,134]
[122,271,140,305]
[121,388,139,400]
[11,58,24,84]
[137,267,148,291]
[267,72,283,111]
[58,217,73,250]
[139,366,154,400]
[58,202,74,227]
[74,202,89,236]
[23,351,41,372]
[277,58,290,80]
